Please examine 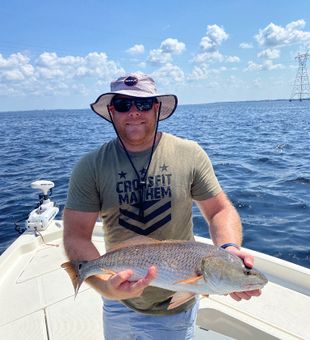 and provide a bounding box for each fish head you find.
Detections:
[201,251,268,294]
[61,260,90,297]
